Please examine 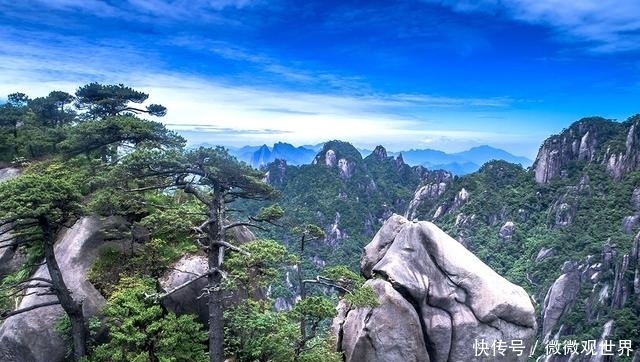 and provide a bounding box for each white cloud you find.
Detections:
[0,3,545,156]
[430,0,640,52]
